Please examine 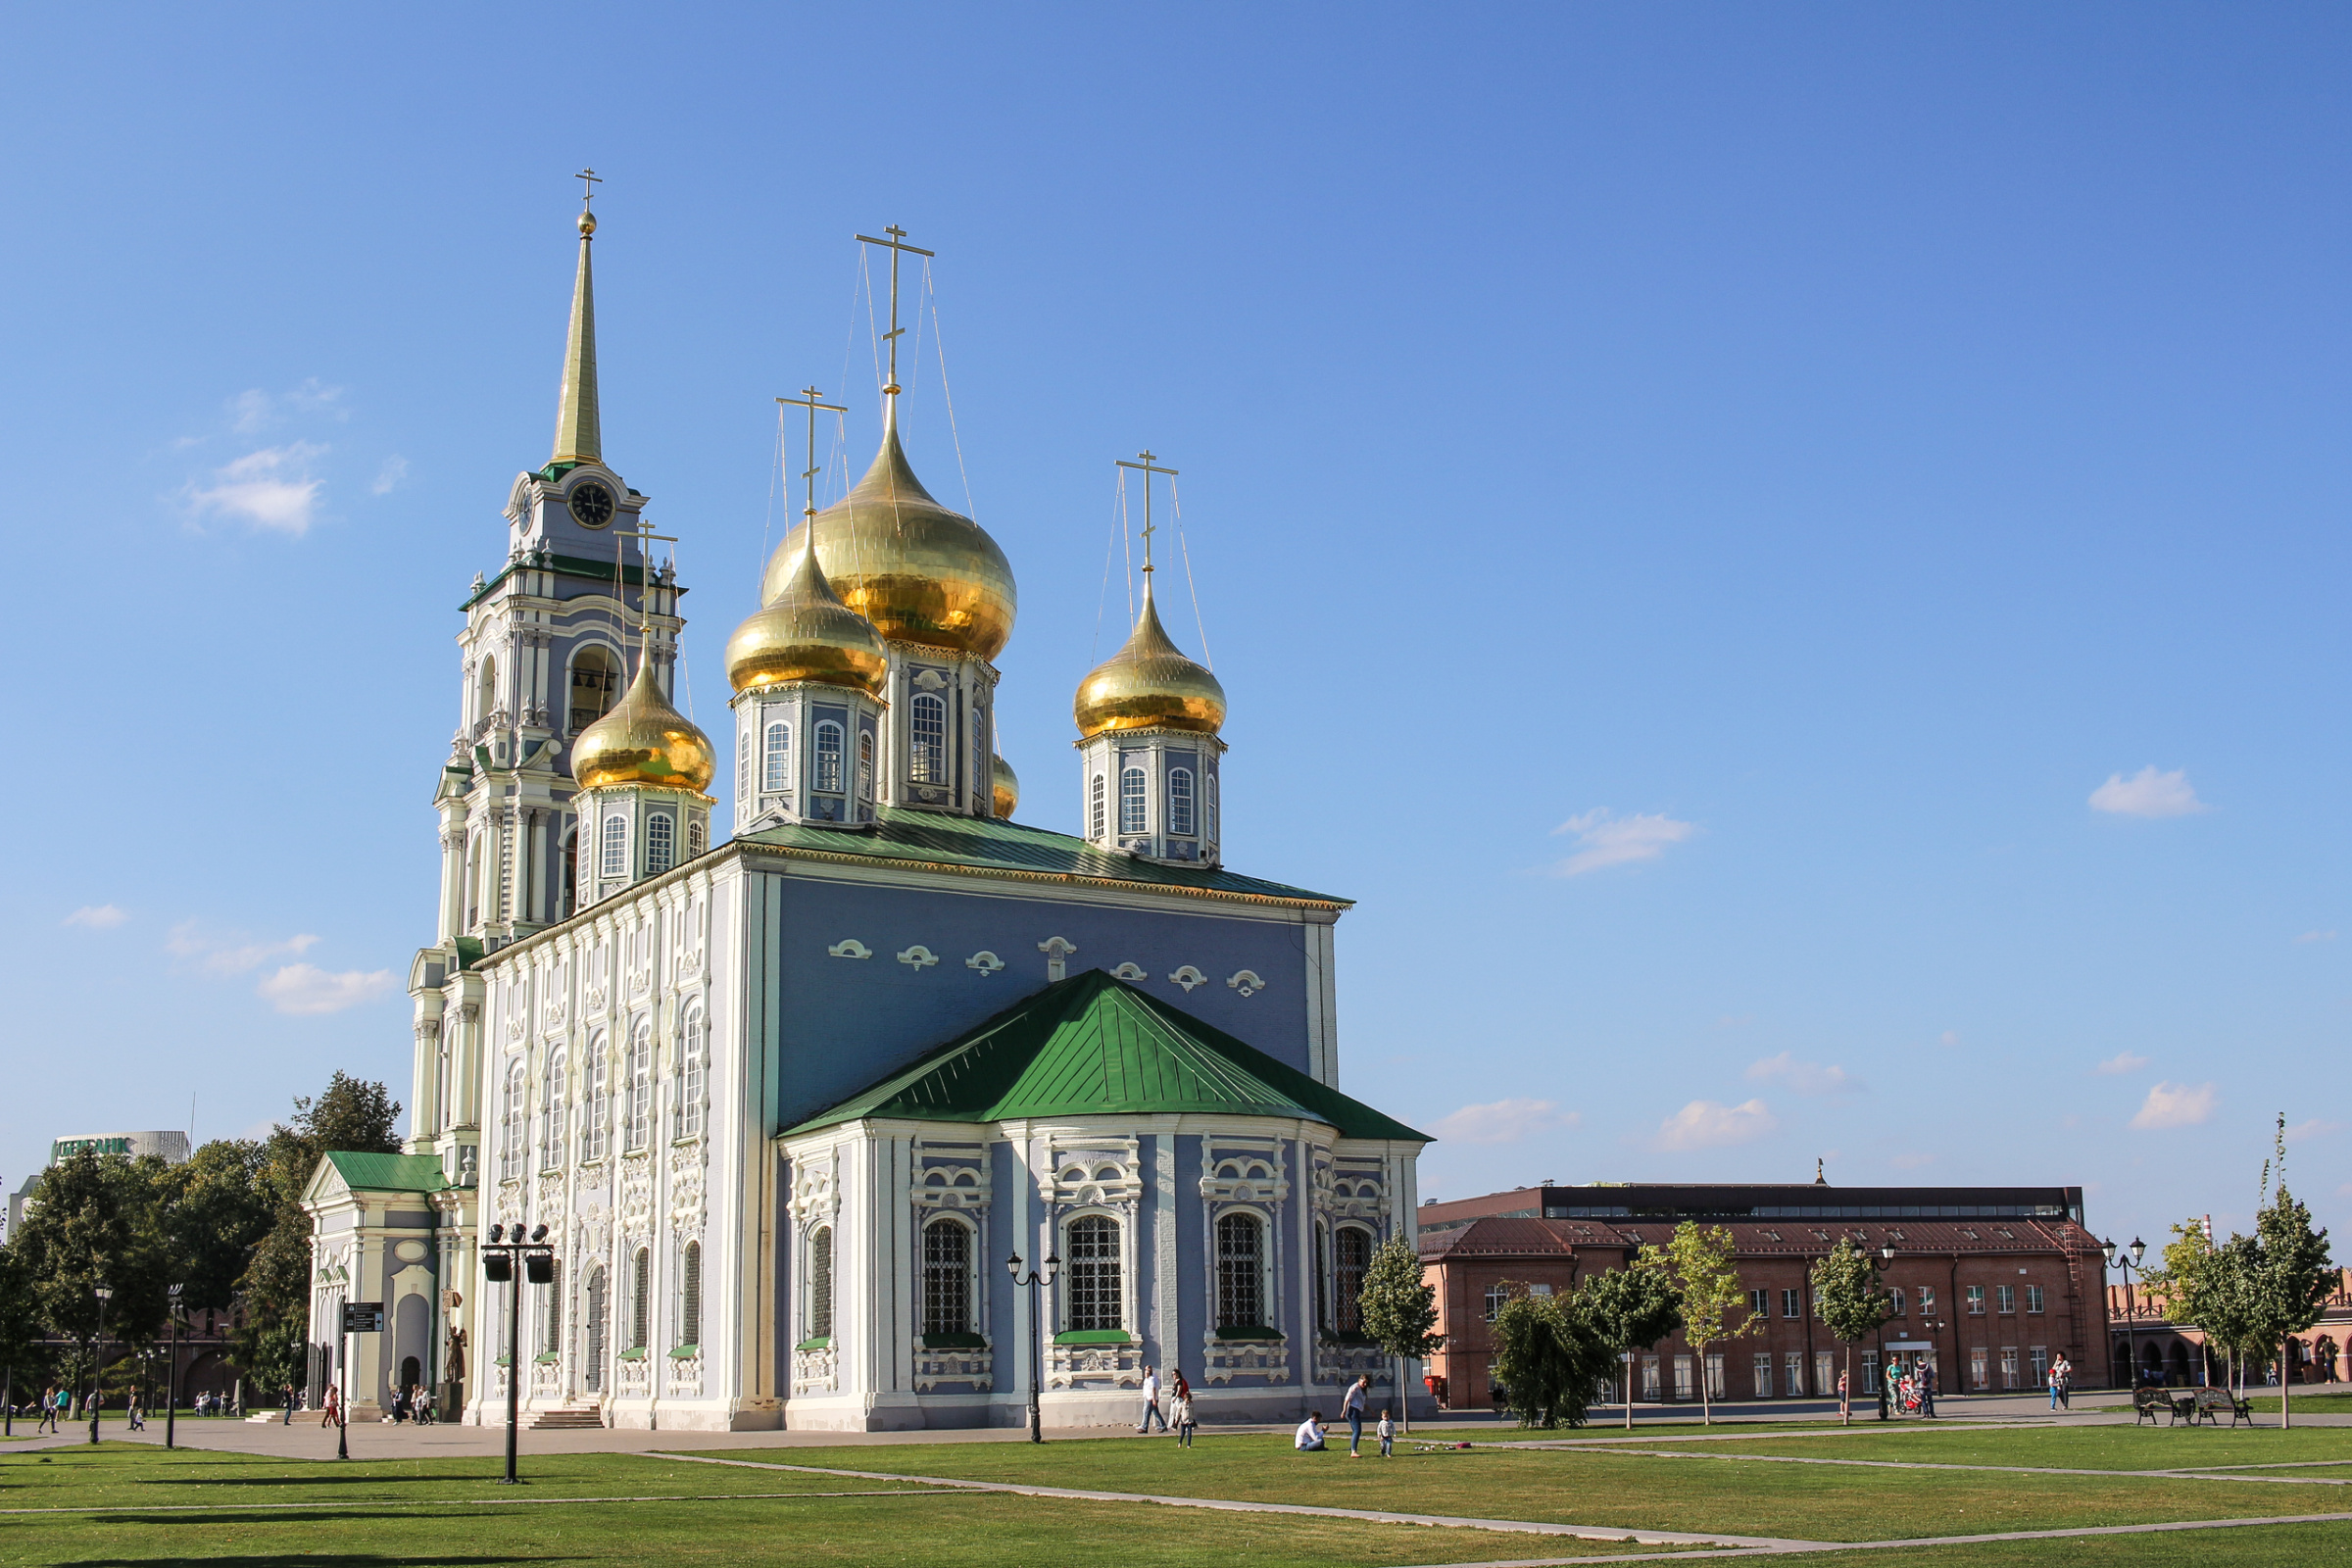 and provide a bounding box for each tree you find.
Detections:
[162,1140,276,1312]
[2253,1178,2333,1430]
[1664,1222,1759,1426]
[1489,1286,1617,1429]
[1357,1236,1443,1433]
[10,1149,173,1406]
[1809,1238,1888,1426]
[1580,1245,1683,1430]
[0,1243,42,1429]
